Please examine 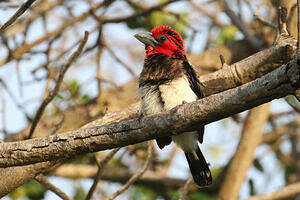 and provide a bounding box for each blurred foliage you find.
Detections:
[9,180,46,200]
[73,185,86,200]
[126,1,188,38]
[67,80,81,96]
[57,79,91,104]
[284,165,295,181]
[189,192,216,200]
[169,190,180,199]
[67,155,94,165]
[216,26,238,45]
[132,186,158,200]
